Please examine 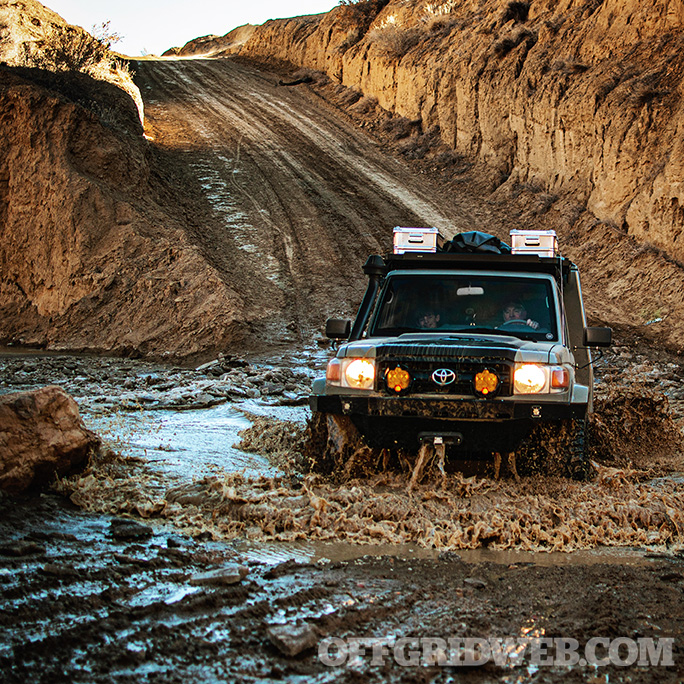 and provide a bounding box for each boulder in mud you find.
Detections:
[109,518,154,541]
[266,622,318,656]
[0,386,100,493]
